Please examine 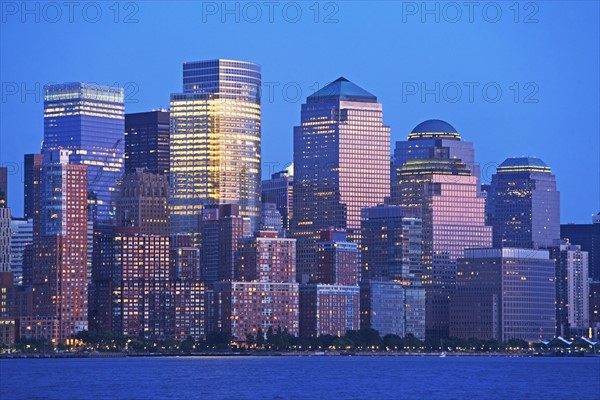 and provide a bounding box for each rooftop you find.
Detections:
[307,77,377,102]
